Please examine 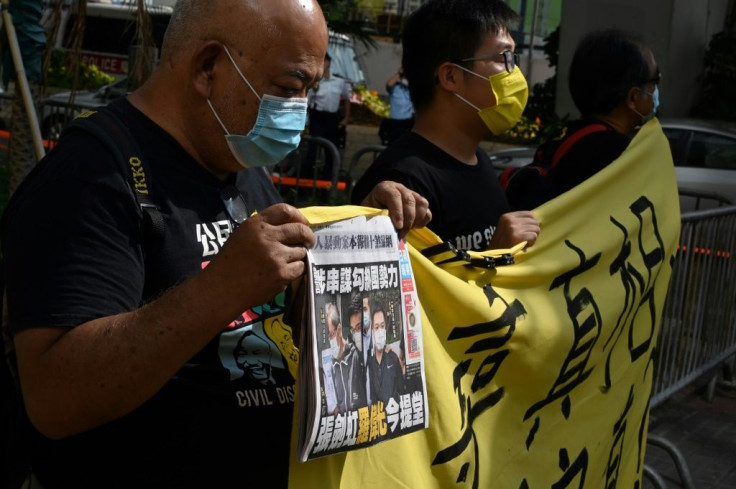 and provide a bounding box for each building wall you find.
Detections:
[354,40,403,96]
[556,0,731,119]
